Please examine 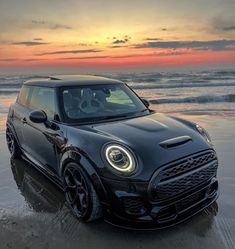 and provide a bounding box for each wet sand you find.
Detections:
[0,114,235,249]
